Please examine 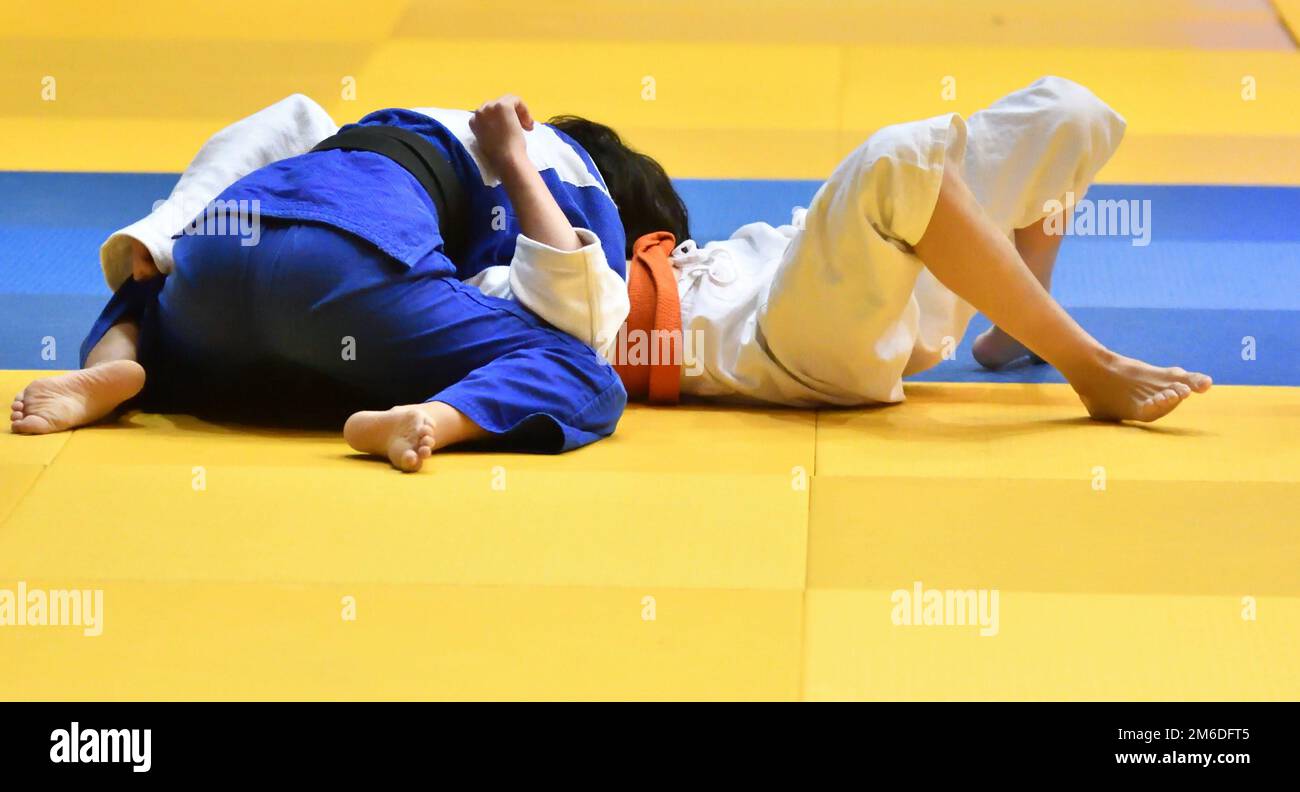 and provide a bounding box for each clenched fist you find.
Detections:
[469,94,534,176]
